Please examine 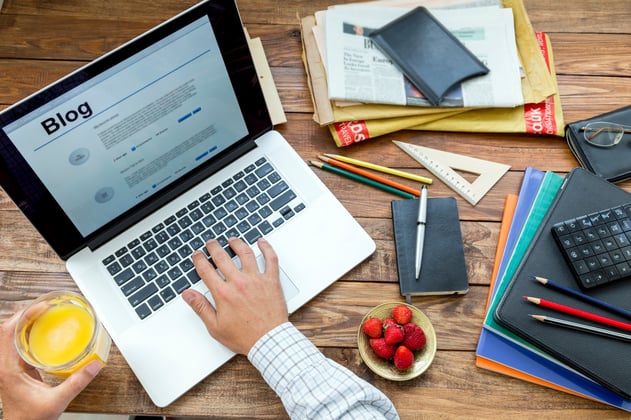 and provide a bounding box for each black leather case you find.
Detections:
[565,105,631,183]
[369,6,489,106]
